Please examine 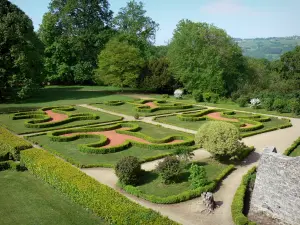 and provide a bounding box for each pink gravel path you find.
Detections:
[45,110,68,122]
[63,129,182,148]
[206,112,253,128]
[144,102,157,108]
